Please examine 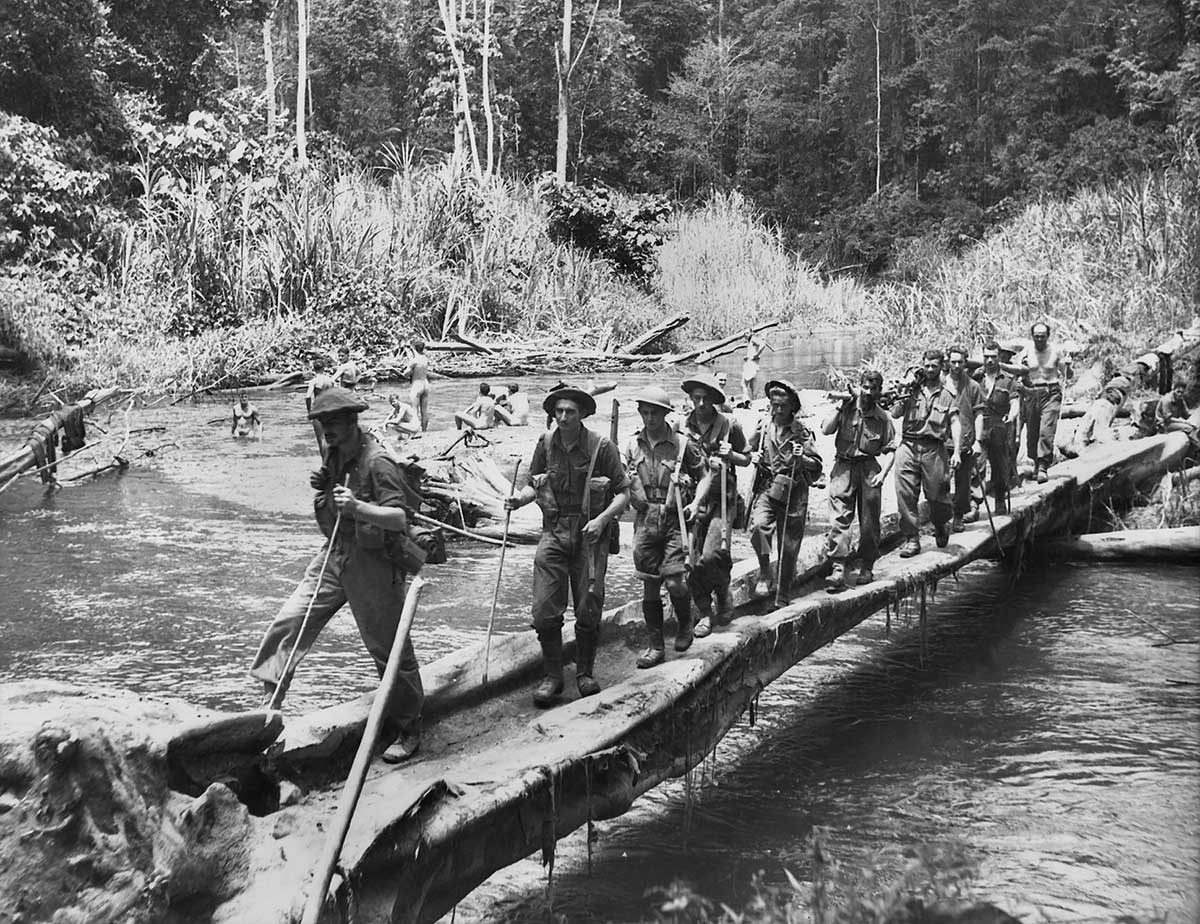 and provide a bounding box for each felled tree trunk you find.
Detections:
[1043,527,1200,562]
